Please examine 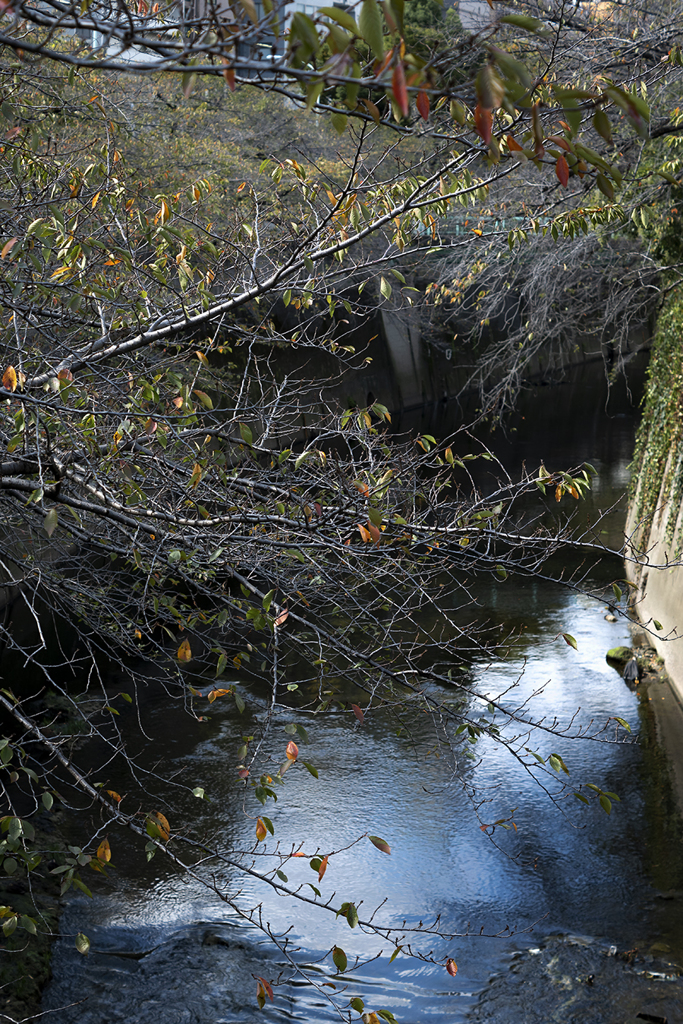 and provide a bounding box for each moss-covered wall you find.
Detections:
[626,293,683,696]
